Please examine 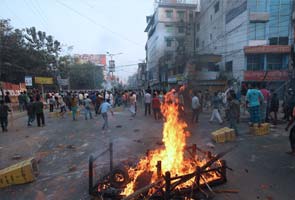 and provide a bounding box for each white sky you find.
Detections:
[0,0,154,82]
